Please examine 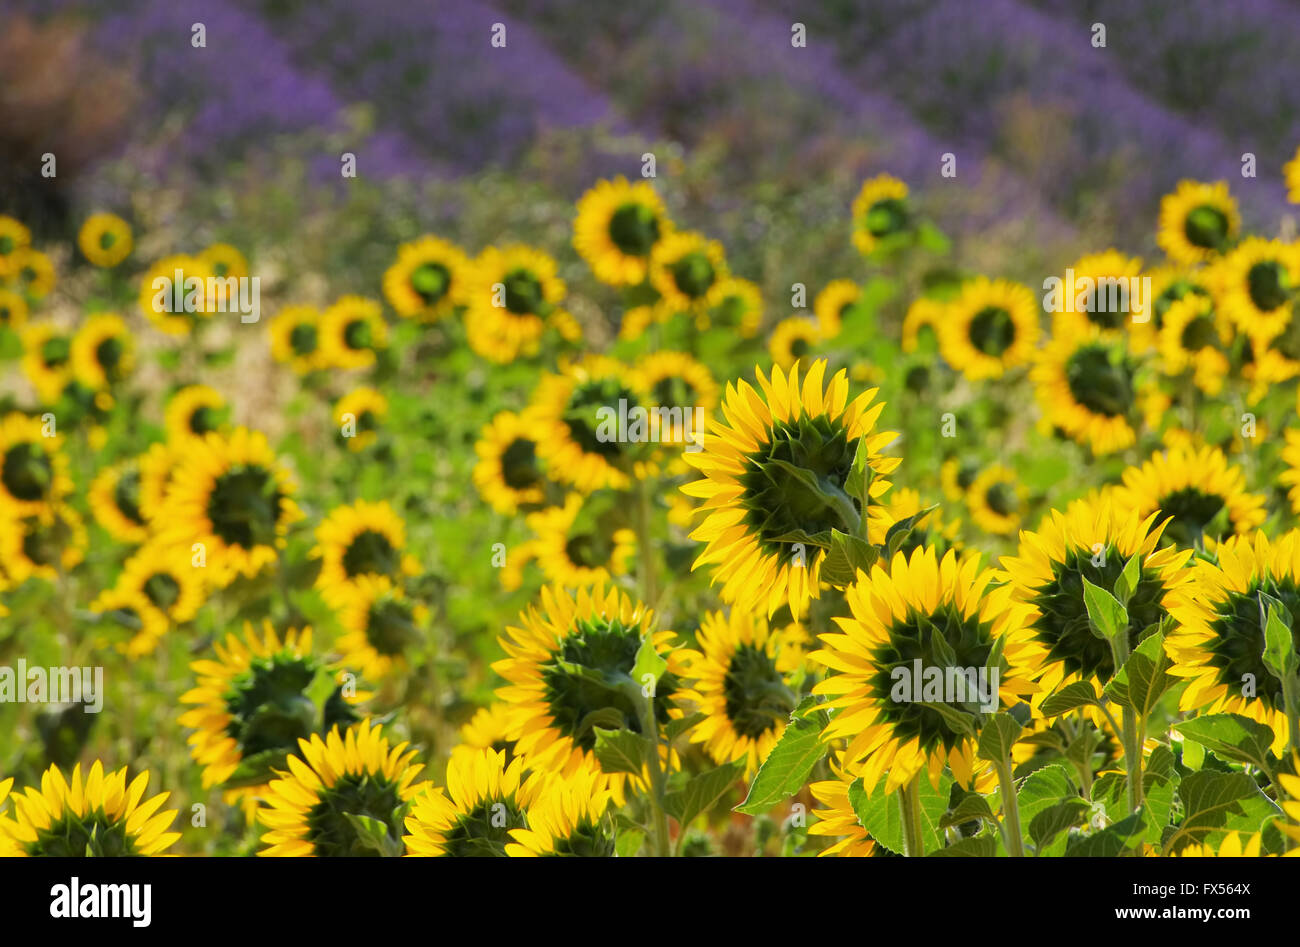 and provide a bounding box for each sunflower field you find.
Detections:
[3,3,1300,877]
